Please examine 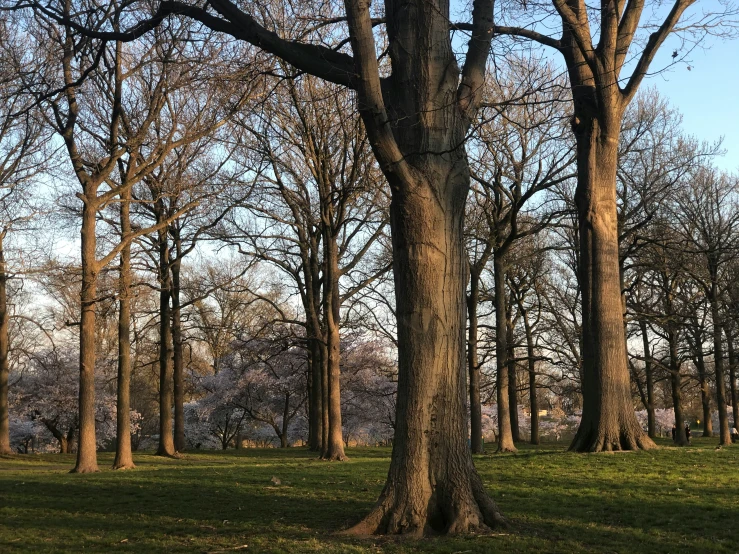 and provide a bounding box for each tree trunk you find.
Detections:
[0,235,11,455]
[347,165,504,534]
[493,255,516,452]
[320,337,329,454]
[506,305,519,443]
[156,220,176,457]
[113,189,135,469]
[171,232,185,452]
[305,233,324,452]
[668,330,688,446]
[639,319,656,439]
[308,334,323,451]
[521,306,539,445]
[725,327,739,430]
[692,323,713,437]
[569,115,654,452]
[72,198,100,472]
[709,292,730,445]
[280,392,290,448]
[467,271,483,453]
[321,237,346,460]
